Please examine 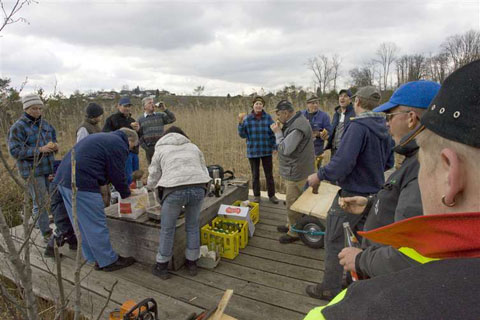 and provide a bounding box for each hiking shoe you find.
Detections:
[279,234,300,244]
[276,225,289,233]
[152,262,170,280]
[305,284,340,301]
[269,196,279,204]
[101,256,136,272]
[43,230,53,243]
[185,259,198,276]
[253,196,261,203]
